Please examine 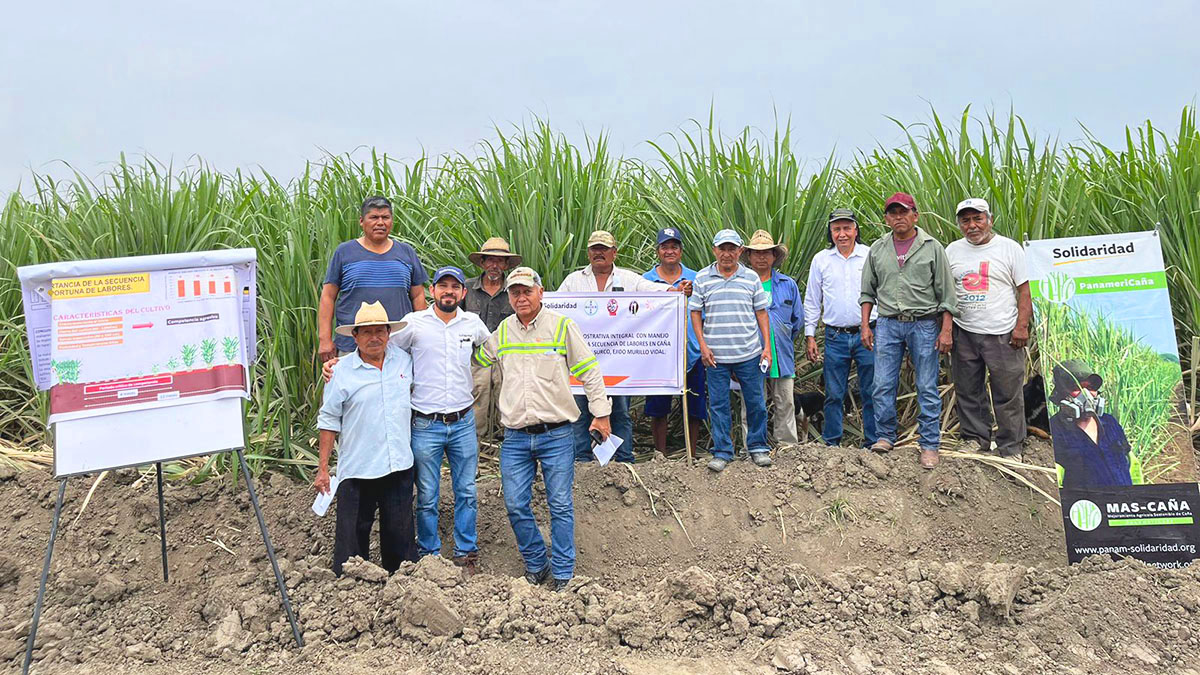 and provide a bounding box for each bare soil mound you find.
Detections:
[2,442,1199,674]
